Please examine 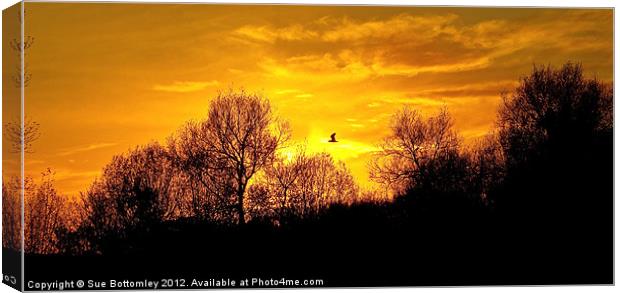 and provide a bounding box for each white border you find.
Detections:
[0,1,617,293]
